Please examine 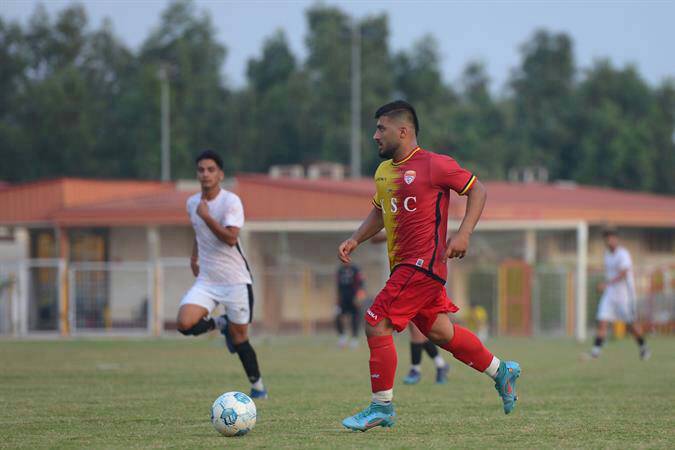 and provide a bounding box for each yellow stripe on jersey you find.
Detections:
[392,146,421,166]
[459,175,476,195]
